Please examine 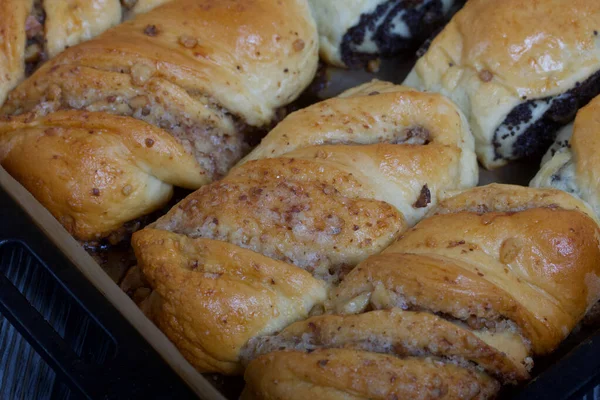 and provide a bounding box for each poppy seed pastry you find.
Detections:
[531,95,600,220]
[242,184,600,400]
[0,0,122,105]
[131,80,478,375]
[309,0,460,68]
[0,0,319,241]
[404,0,600,169]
